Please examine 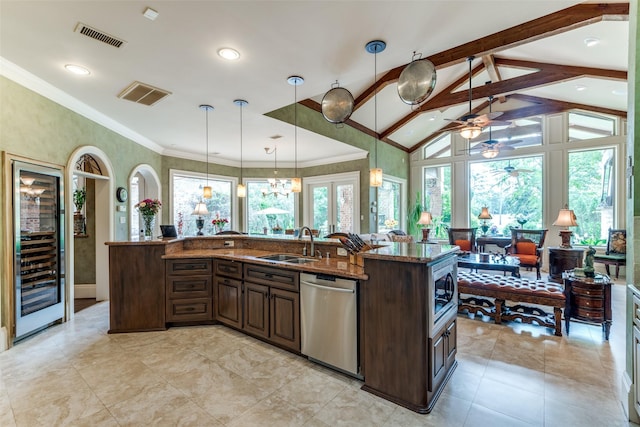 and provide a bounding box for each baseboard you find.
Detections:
[74,283,96,299]
[622,370,640,423]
